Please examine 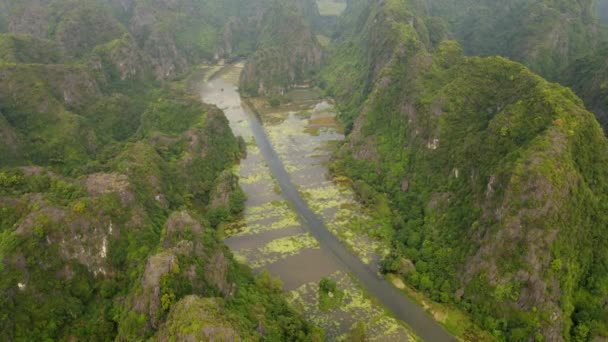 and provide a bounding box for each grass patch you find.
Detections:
[318,277,344,311]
